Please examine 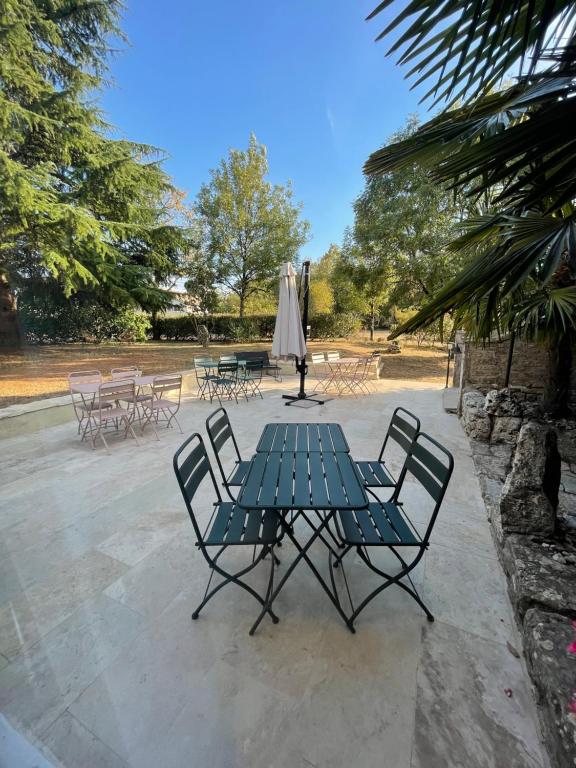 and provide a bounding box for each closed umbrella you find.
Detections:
[273,261,324,406]
[272,262,307,361]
